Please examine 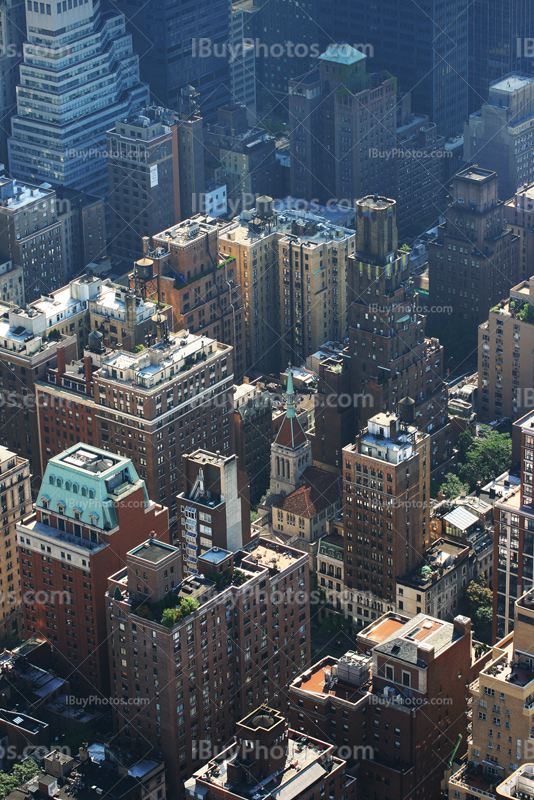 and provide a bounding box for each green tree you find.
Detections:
[440,473,468,499]
[0,760,39,797]
[457,431,512,490]
[472,606,493,637]
[455,430,473,463]
[161,608,178,628]
[461,575,493,620]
